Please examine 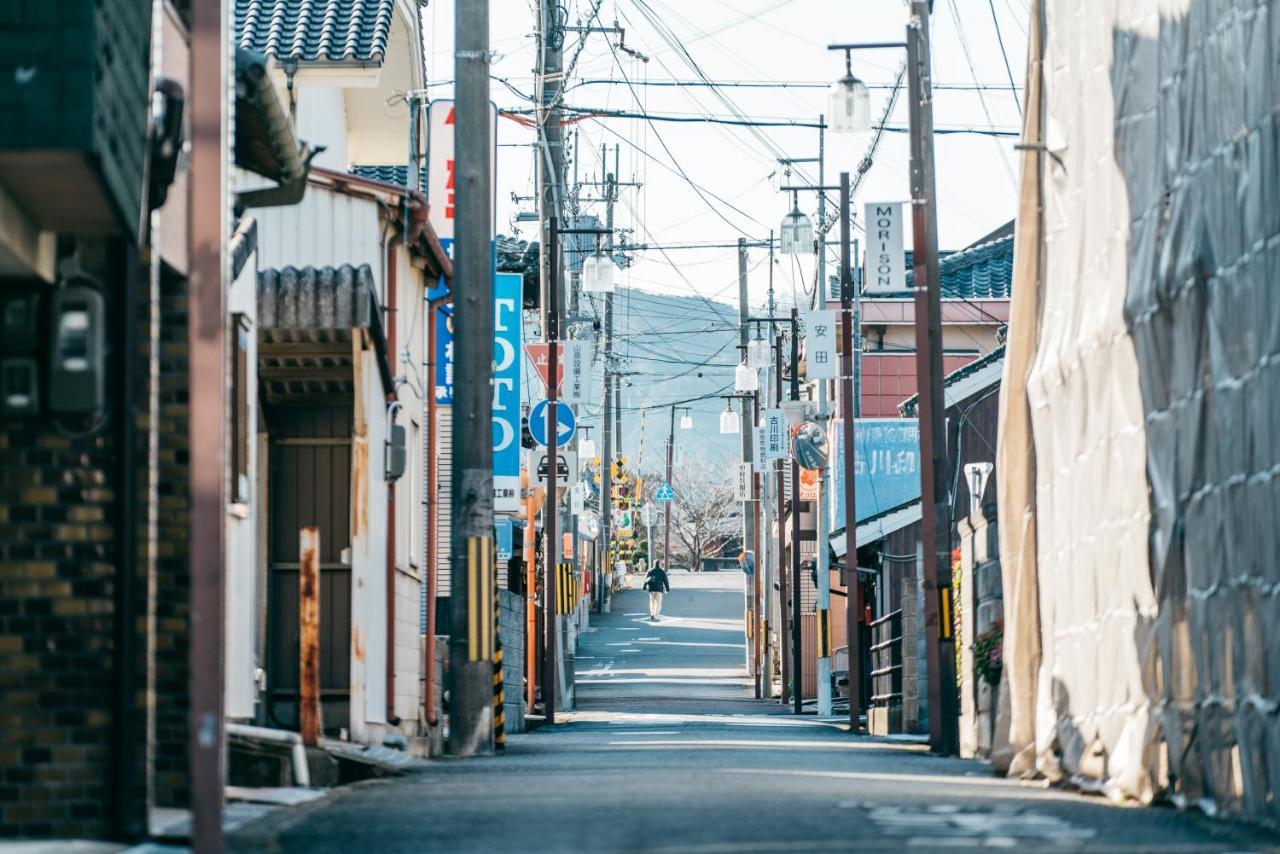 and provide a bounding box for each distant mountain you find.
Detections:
[579,286,742,475]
